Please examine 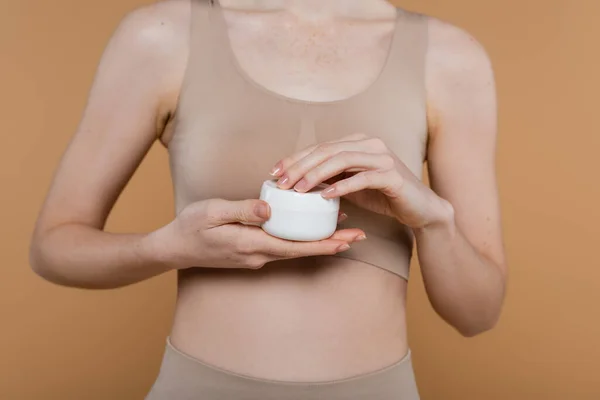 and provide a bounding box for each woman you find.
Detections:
[30,0,507,398]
